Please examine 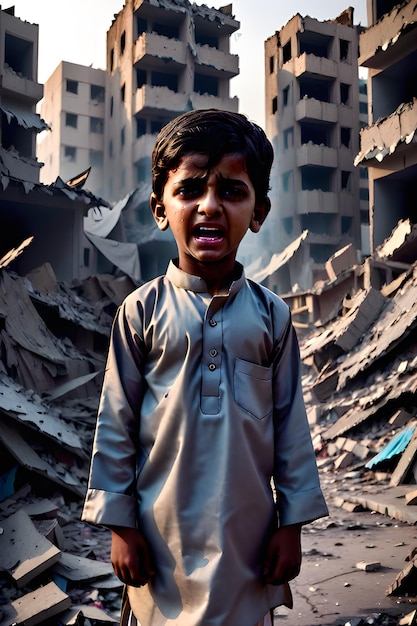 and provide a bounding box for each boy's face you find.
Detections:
[151,152,267,281]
